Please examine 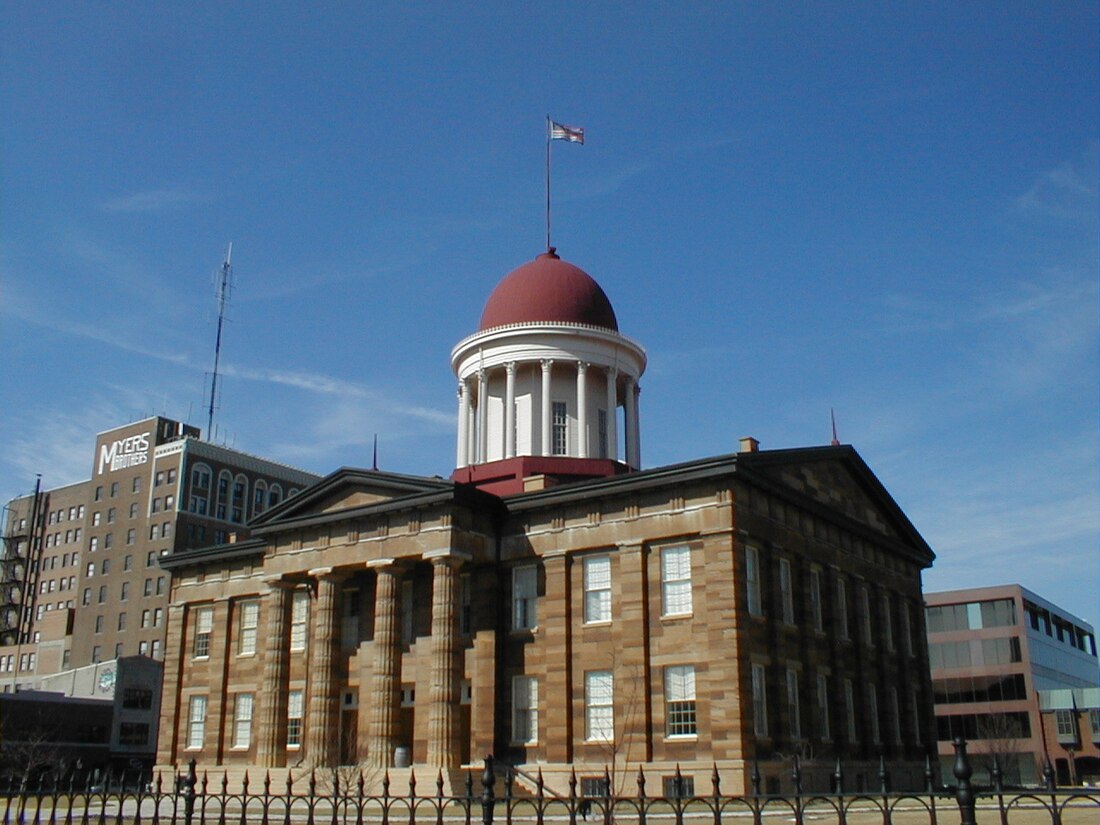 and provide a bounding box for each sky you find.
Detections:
[1,3,1097,629]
